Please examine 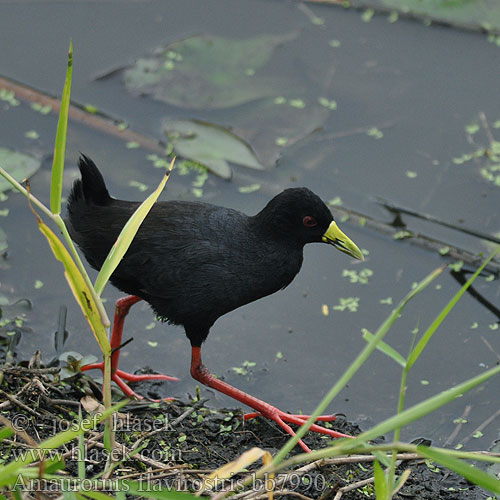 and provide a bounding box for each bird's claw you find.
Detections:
[244,409,351,453]
[81,361,178,401]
